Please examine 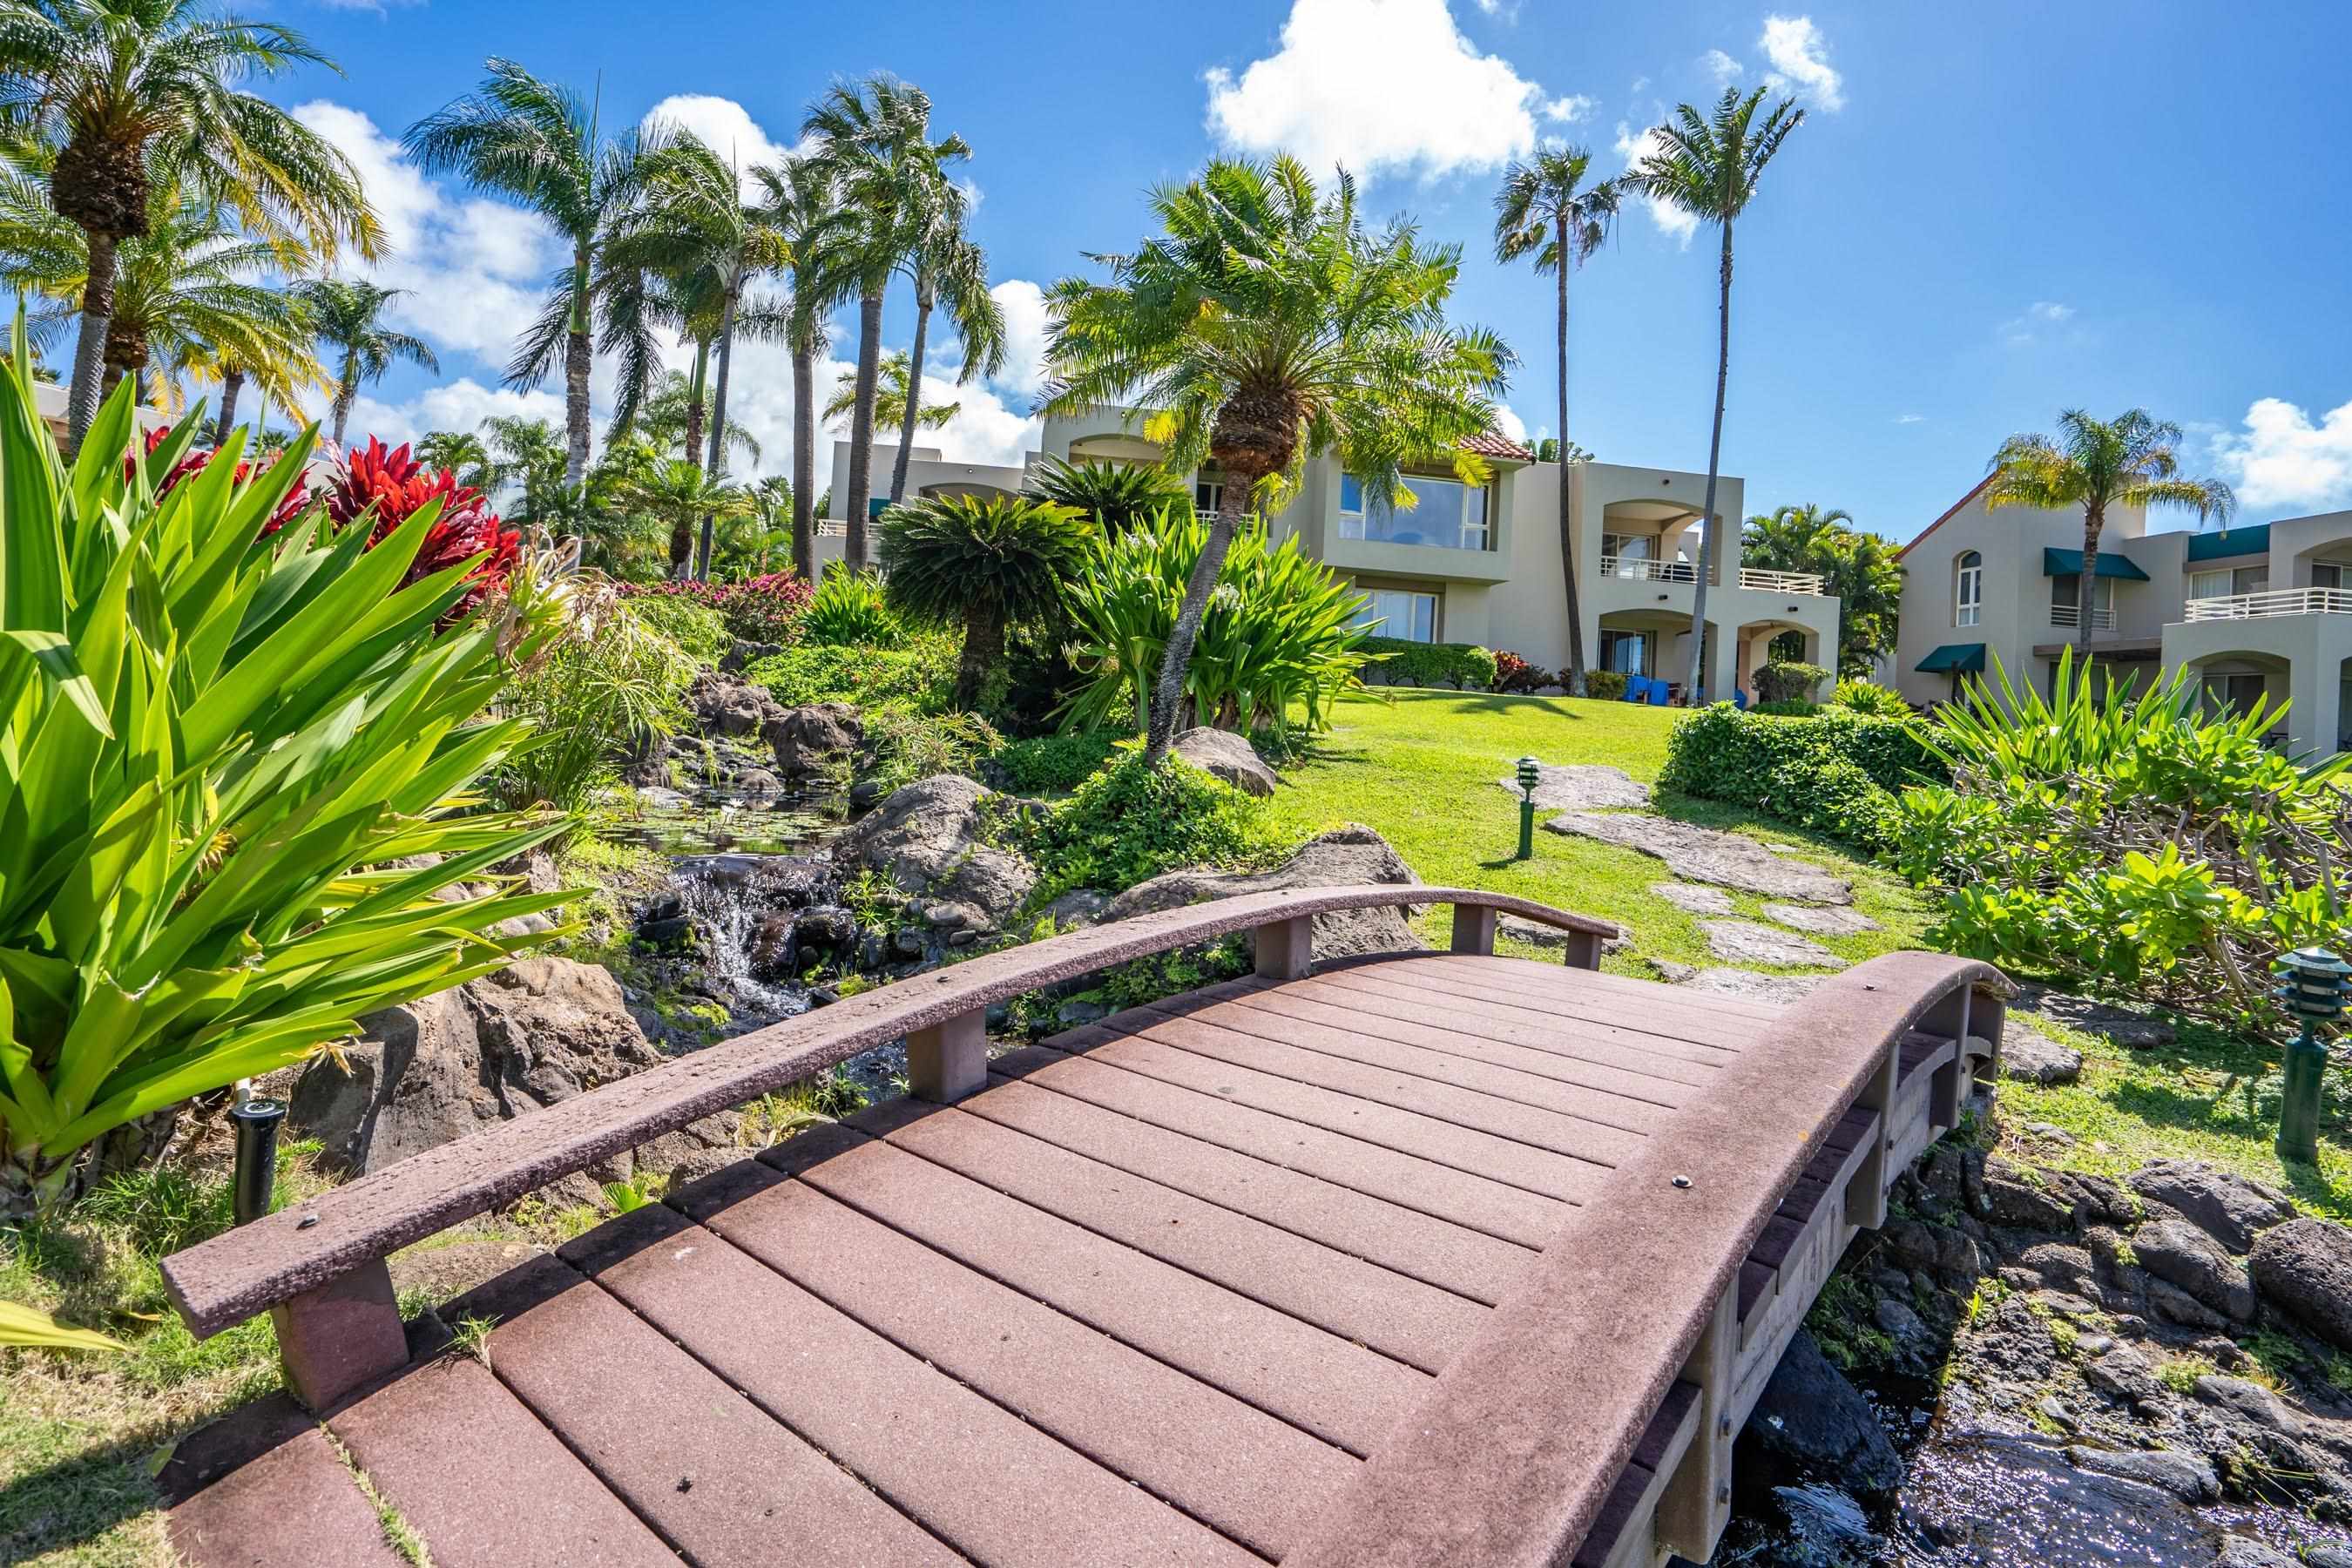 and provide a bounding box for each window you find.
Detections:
[1349,588,1439,642]
[2050,572,2112,625]
[2235,565,2270,594]
[1598,629,1649,675]
[2188,569,2233,601]
[1339,473,1492,551]
[2316,563,2345,590]
[1194,471,1227,516]
[1955,551,1983,627]
[2204,672,2268,718]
